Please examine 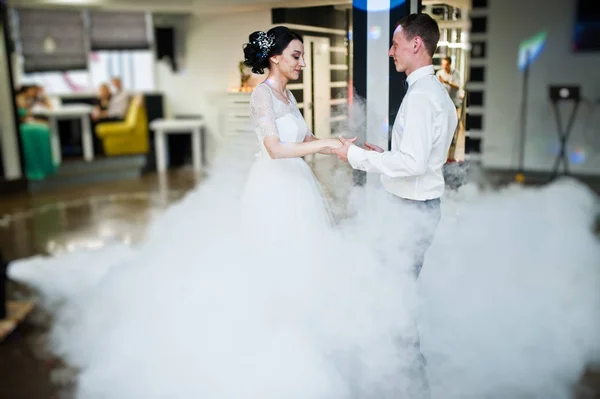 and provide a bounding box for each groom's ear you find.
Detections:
[413,36,422,53]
